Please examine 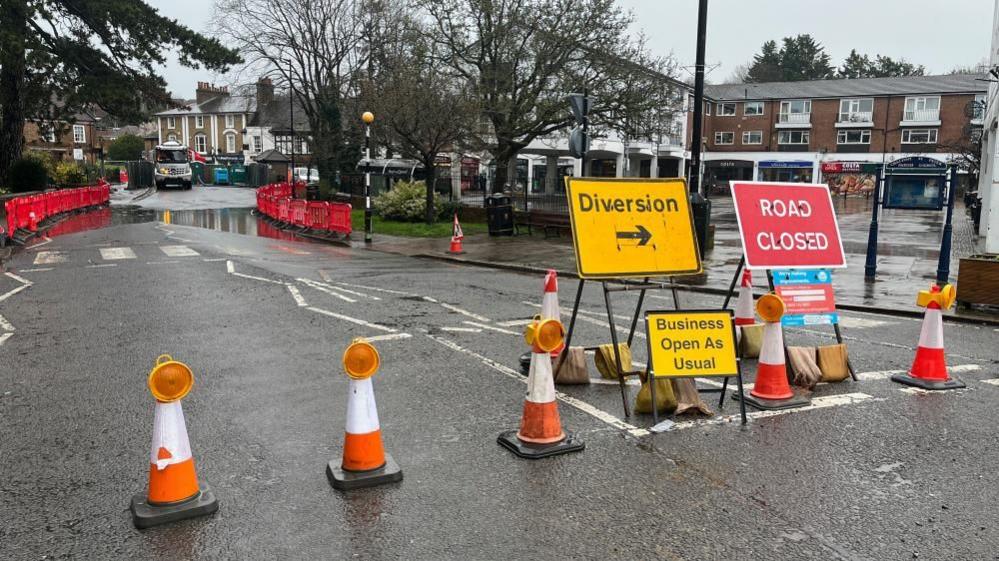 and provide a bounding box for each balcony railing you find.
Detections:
[903,109,940,122]
[778,112,811,124]
[838,111,873,123]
